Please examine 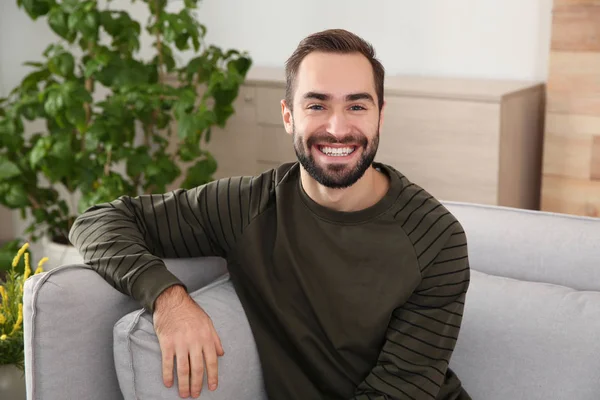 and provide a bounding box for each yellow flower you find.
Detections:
[0,312,5,325]
[0,286,7,306]
[0,334,7,341]
[23,252,32,281]
[12,242,30,268]
[34,267,44,275]
[10,304,23,335]
[37,257,49,271]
